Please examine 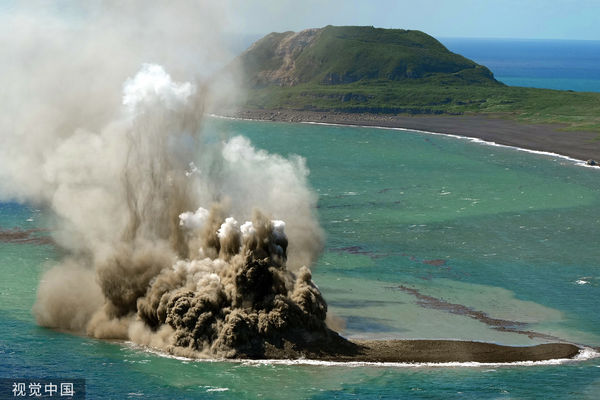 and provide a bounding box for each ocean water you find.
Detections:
[2,118,600,399]
[440,38,600,92]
